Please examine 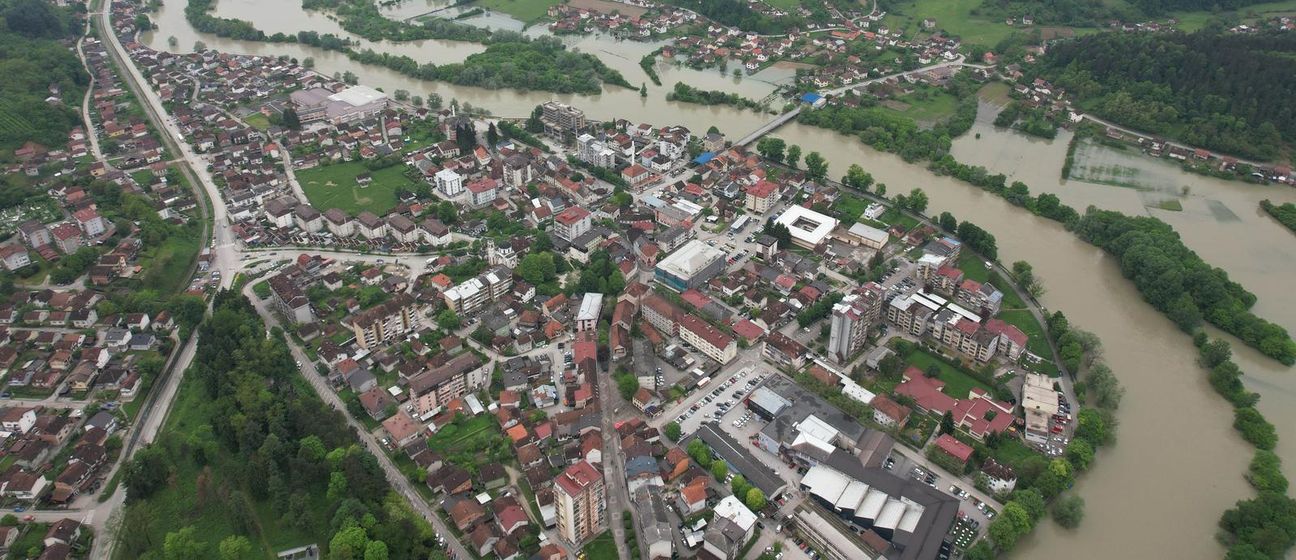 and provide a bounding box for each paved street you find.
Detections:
[244,282,475,560]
